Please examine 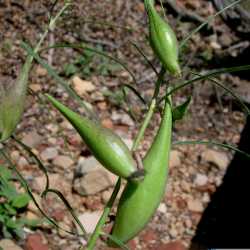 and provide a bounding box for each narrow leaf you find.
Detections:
[172,96,192,121]
[173,140,250,159]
